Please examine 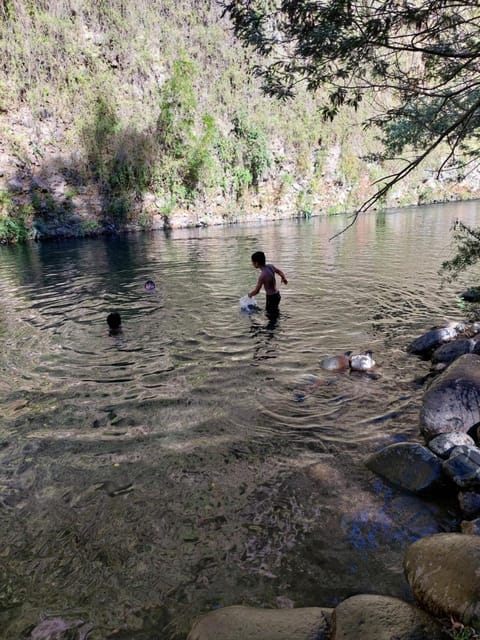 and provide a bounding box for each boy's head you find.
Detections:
[251,251,266,267]
[107,312,122,331]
